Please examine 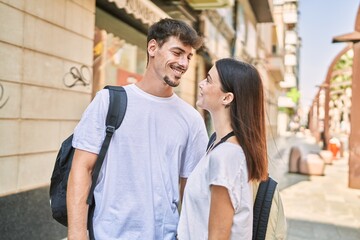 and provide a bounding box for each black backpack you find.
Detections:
[252,176,277,240]
[206,133,277,240]
[49,86,127,227]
